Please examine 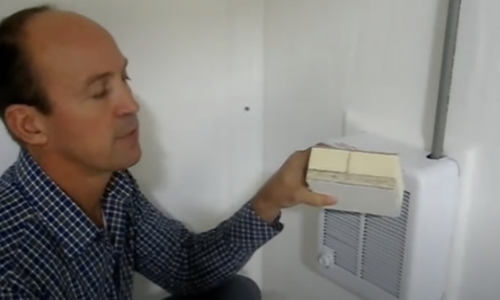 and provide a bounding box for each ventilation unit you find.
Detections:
[317,133,459,300]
